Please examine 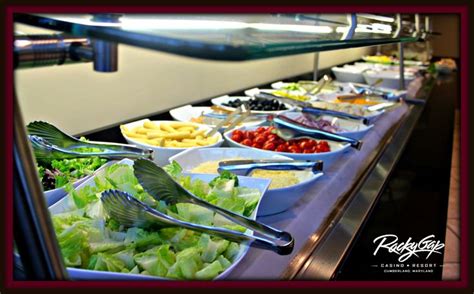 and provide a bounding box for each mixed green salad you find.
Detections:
[52,161,262,280]
[36,138,107,191]
[282,83,306,92]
